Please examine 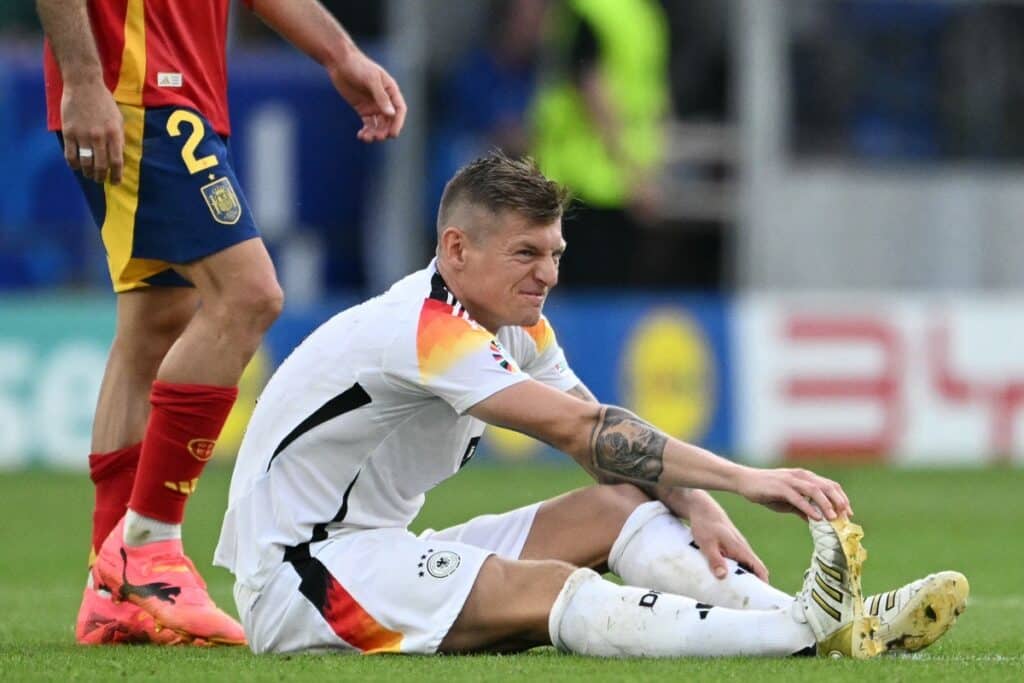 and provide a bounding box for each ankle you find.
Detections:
[123,509,182,546]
